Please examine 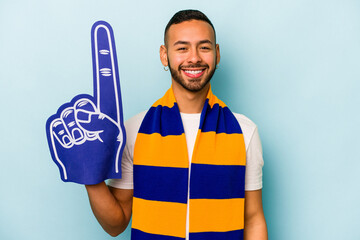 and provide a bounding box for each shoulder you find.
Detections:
[124,111,147,130]
[232,113,257,134]
[124,111,148,145]
[232,113,259,150]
